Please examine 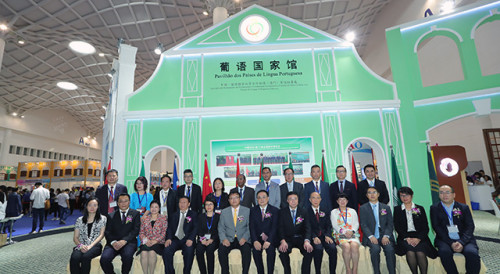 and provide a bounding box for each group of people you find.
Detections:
[69,164,481,274]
